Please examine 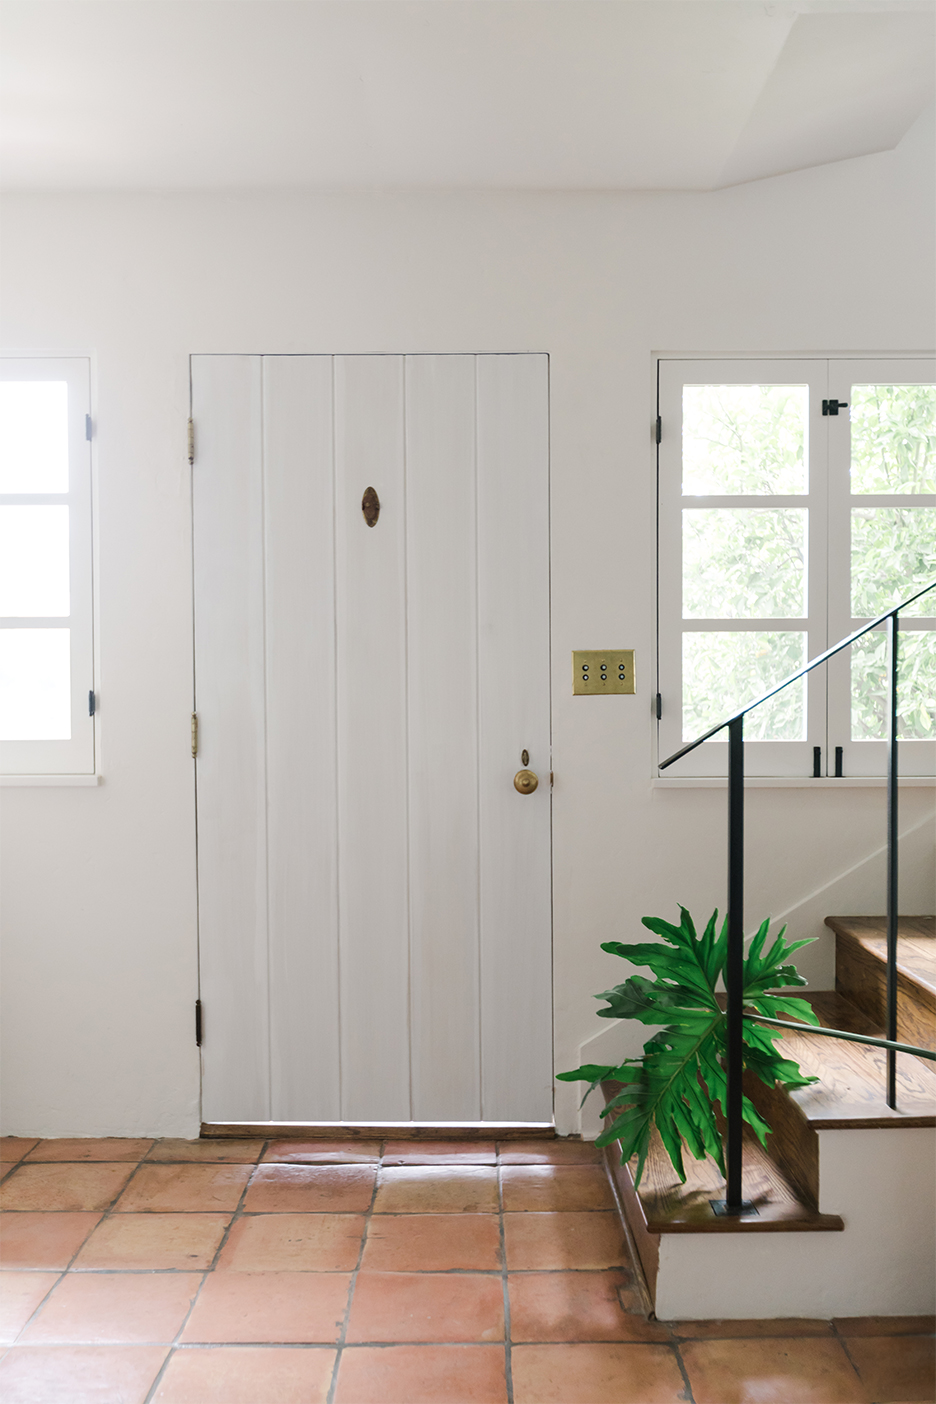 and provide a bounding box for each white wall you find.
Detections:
[2,110,934,1137]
